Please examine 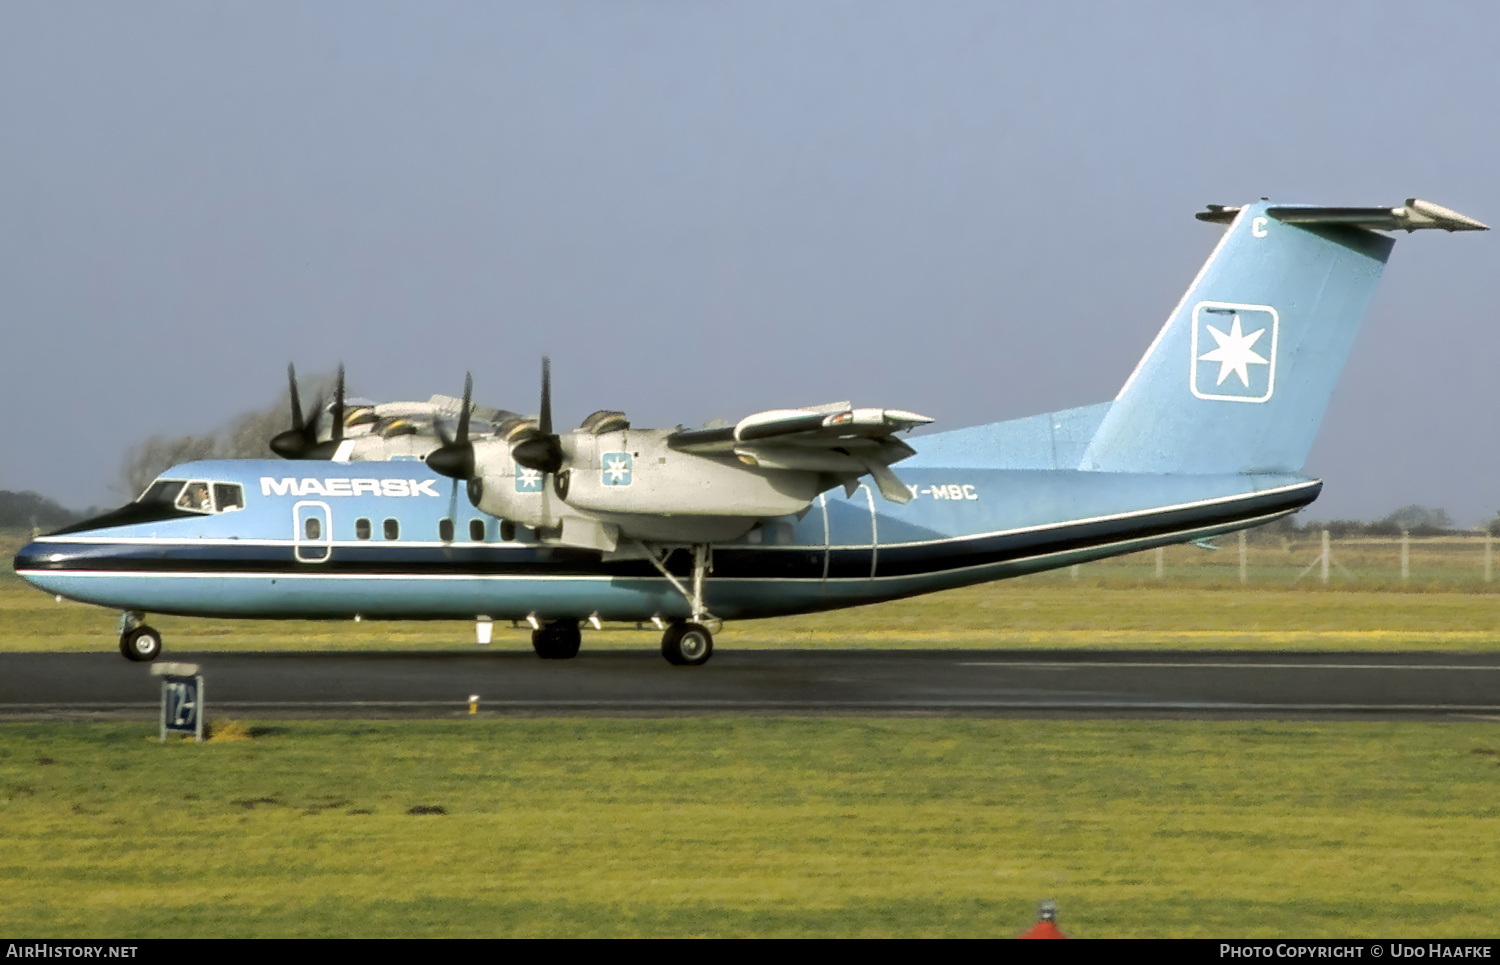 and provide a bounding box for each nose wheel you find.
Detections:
[661,622,713,666]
